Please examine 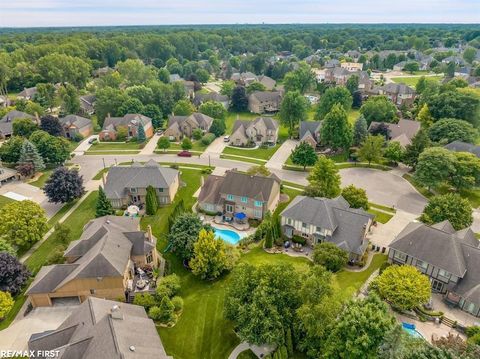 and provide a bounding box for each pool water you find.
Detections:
[213,228,242,245]
[402,323,424,339]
